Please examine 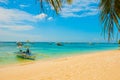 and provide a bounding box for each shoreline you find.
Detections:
[0,50,120,80]
[0,49,115,68]
[0,49,118,67]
